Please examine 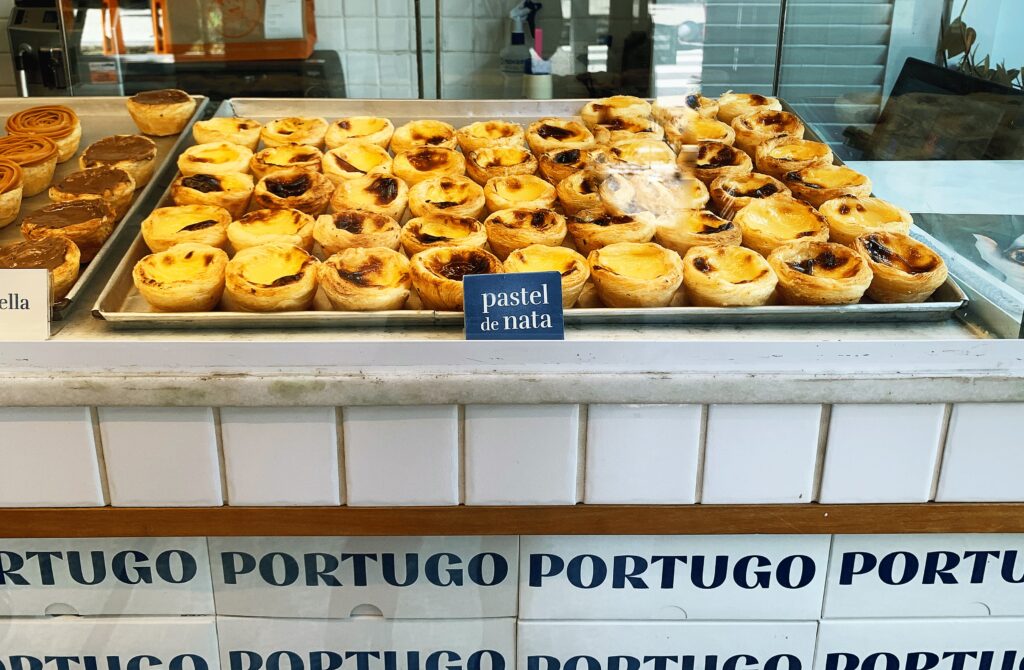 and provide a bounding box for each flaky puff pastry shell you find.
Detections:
[581,96,652,126]
[20,199,115,262]
[261,116,329,148]
[457,120,525,152]
[141,204,231,253]
[318,247,412,311]
[171,172,253,220]
[484,174,556,213]
[692,141,753,185]
[652,94,720,125]
[783,164,872,208]
[709,172,790,218]
[768,240,872,305]
[504,244,590,307]
[223,243,319,312]
[731,109,805,156]
[228,207,315,252]
[527,118,596,154]
[126,89,196,136]
[556,171,603,214]
[0,134,58,197]
[400,214,487,257]
[0,236,79,300]
[326,116,395,150]
[484,207,567,259]
[314,209,401,255]
[331,173,409,221]
[410,246,503,311]
[716,92,783,124]
[249,143,323,180]
[390,120,458,154]
[590,116,664,145]
[655,209,741,256]
[733,195,829,257]
[755,136,833,179]
[132,242,227,311]
[192,117,262,150]
[568,208,657,256]
[467,146,538,185]
[410,175,486,219]
[323,142,393,185]
[665,117,736,151]
[538,146,609,184]
[253,168,334,216]
[682,244,777,307]
[178,142,253,177]
[855,232,947,303]
[80,134,156,188]
[599,171,709,219]
[589,241,684,308]
[819,196,912,247]
[606,138,676,172]
[393,147,466,185]
[0,158,24,228]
